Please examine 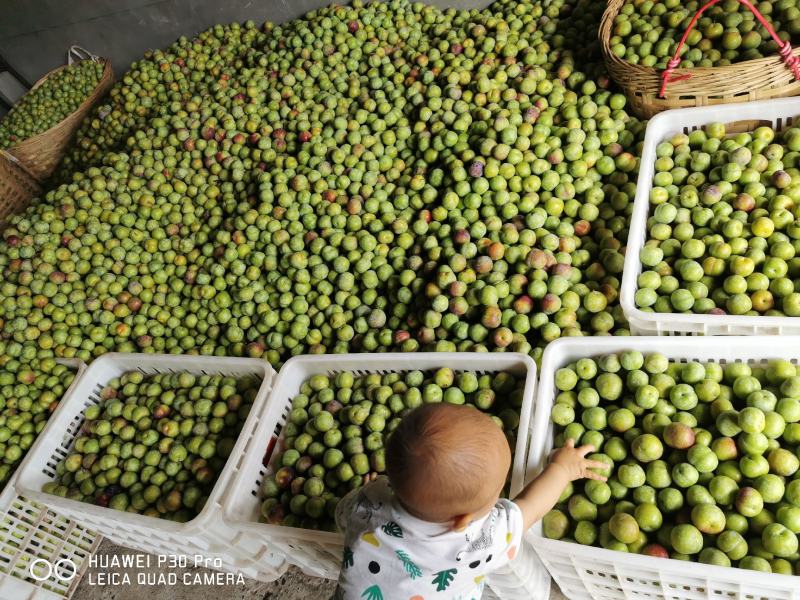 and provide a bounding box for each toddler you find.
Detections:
[334,403,606,600]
